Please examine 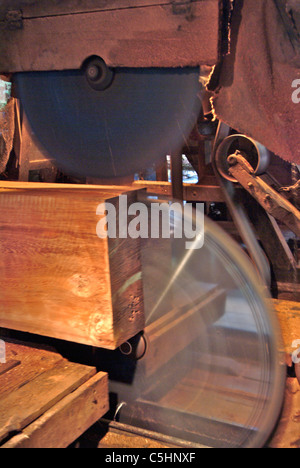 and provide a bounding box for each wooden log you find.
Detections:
[0,0,220,72]
[0,182,145,349]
